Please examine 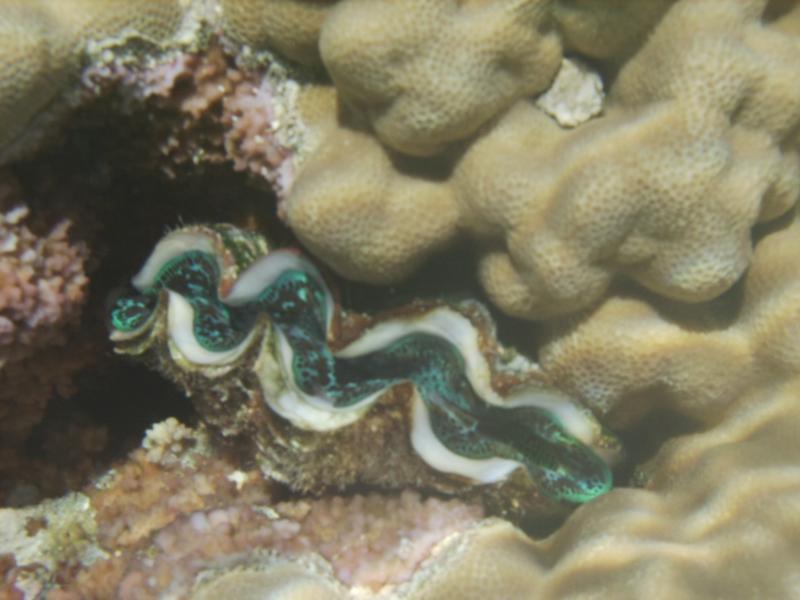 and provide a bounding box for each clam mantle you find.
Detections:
[110,224,618,517]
